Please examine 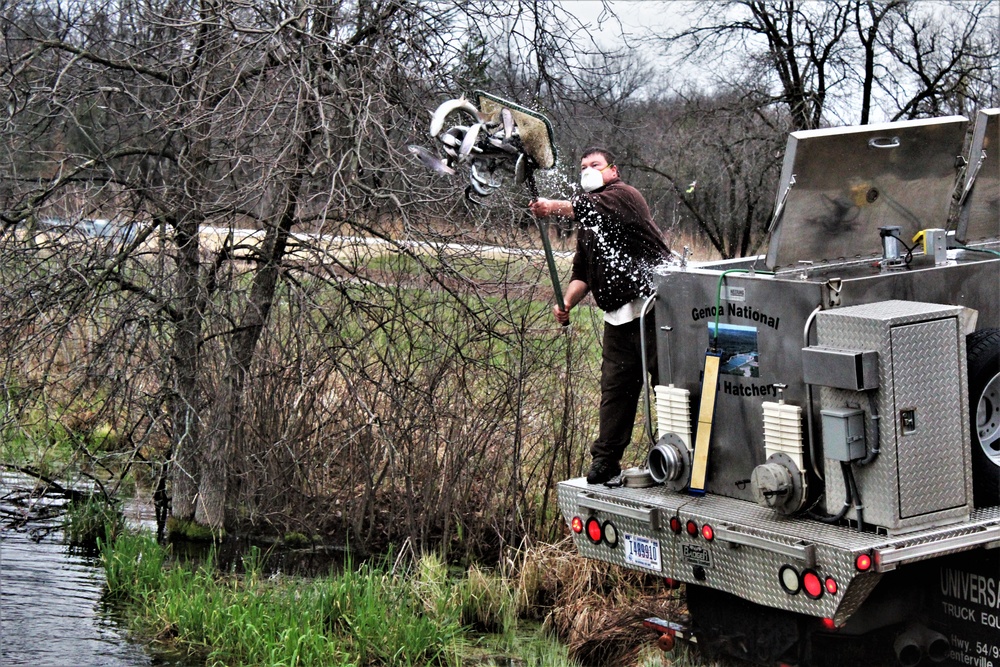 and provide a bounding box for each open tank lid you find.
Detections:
[955,108,1000,244]
[765,116,969,270]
